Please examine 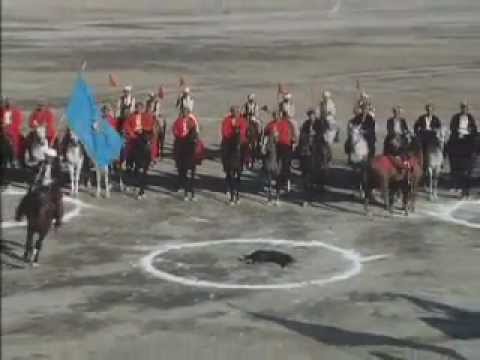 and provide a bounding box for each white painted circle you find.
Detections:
[1,188,84,229]
[141,239,363,290]
[422,199,480,229]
